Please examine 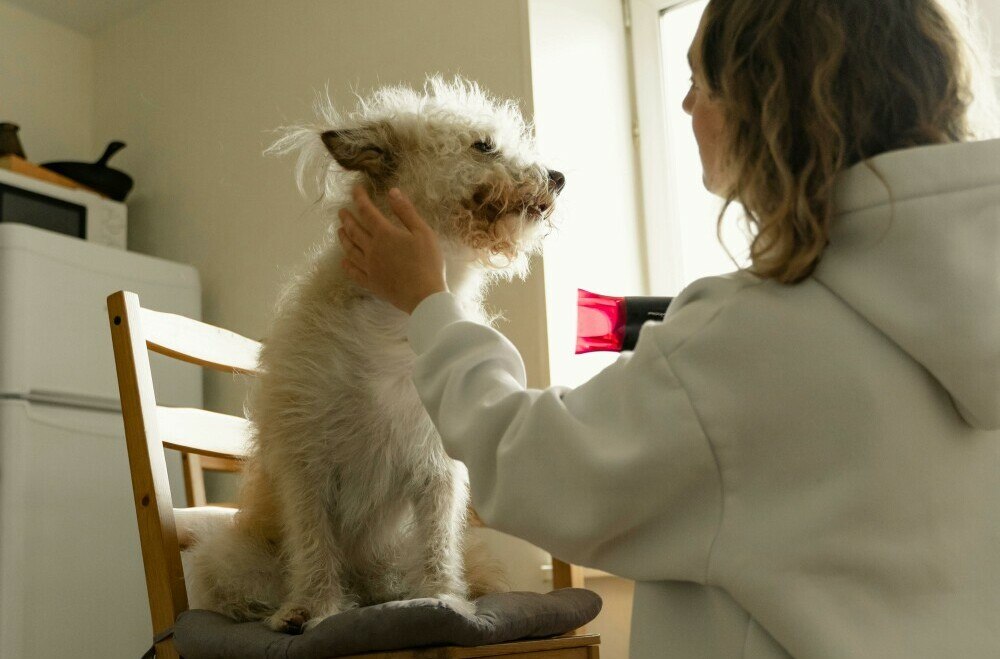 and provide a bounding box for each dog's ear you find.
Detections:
[321,128,393,178]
